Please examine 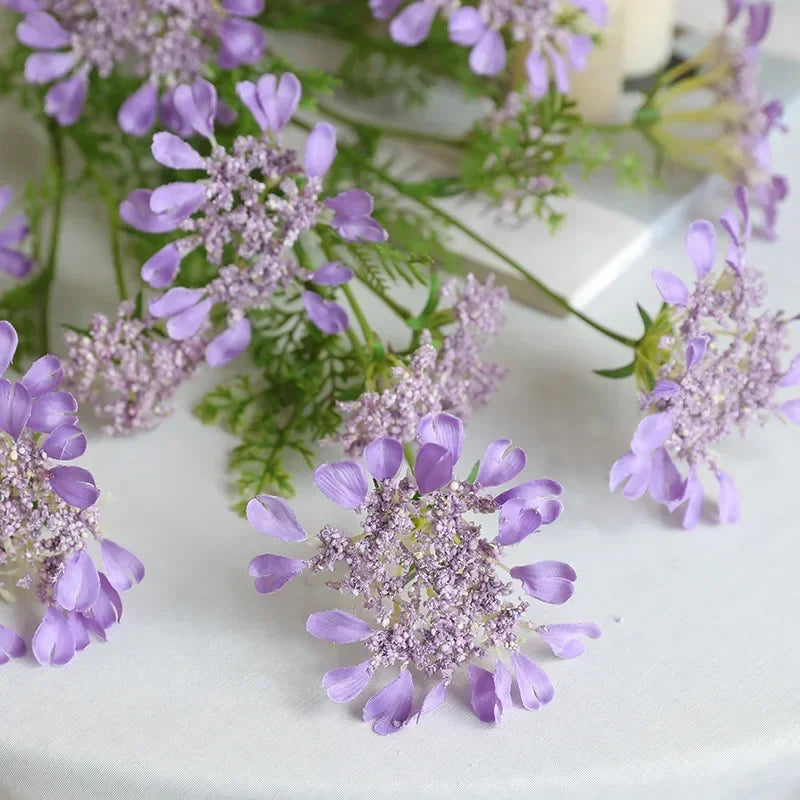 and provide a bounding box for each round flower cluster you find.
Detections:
[371,0,606,98]
[247,412,599,734]
[5,0,265,130]
[0,320,143,667]
[611,186,800,528]
[336,274,508,456]
[121,72,386,370]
